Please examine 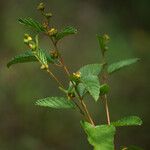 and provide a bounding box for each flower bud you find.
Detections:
[24,34,32,44]
[37,3,45,11]
[103,34,110,41]
[40,64,48,70]
[50,50,59,59]
[45,13,52,19]
[29,43,36,50]
[43,22,48,29]
[48,28,58,36]
[67,92,75,100]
